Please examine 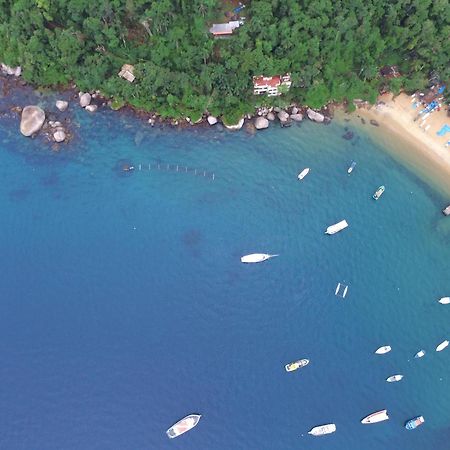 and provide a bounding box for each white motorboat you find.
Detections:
[308,423,336,436]
[386,374,403,382]
[405,415,425,430]
[325,220,348,235]
[414,350,425,358]
[438,297,450,304]
[297,168,310,180]
[436,340,449,352]
[240,253,278,263]
[373,185,385,200]
[285,359,309,372]
[347,161,356,174]
[375,346,391,355]
[166,414,201,438]
[361,409,389,424]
